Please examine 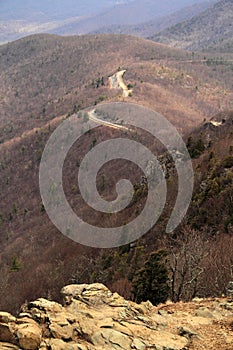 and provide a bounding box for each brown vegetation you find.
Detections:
[0,34,233,313]
[152,0,233,53]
